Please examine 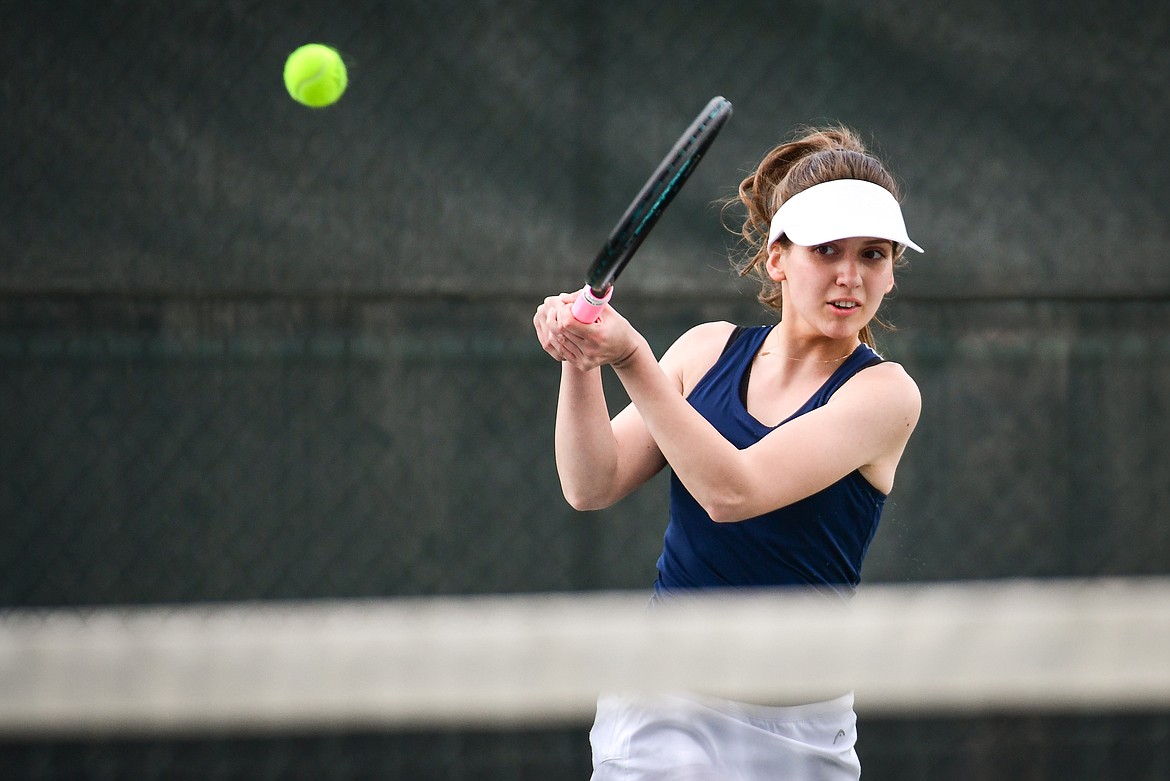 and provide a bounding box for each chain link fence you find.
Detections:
[2,0,1169,778]
[3,295,1169,607]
